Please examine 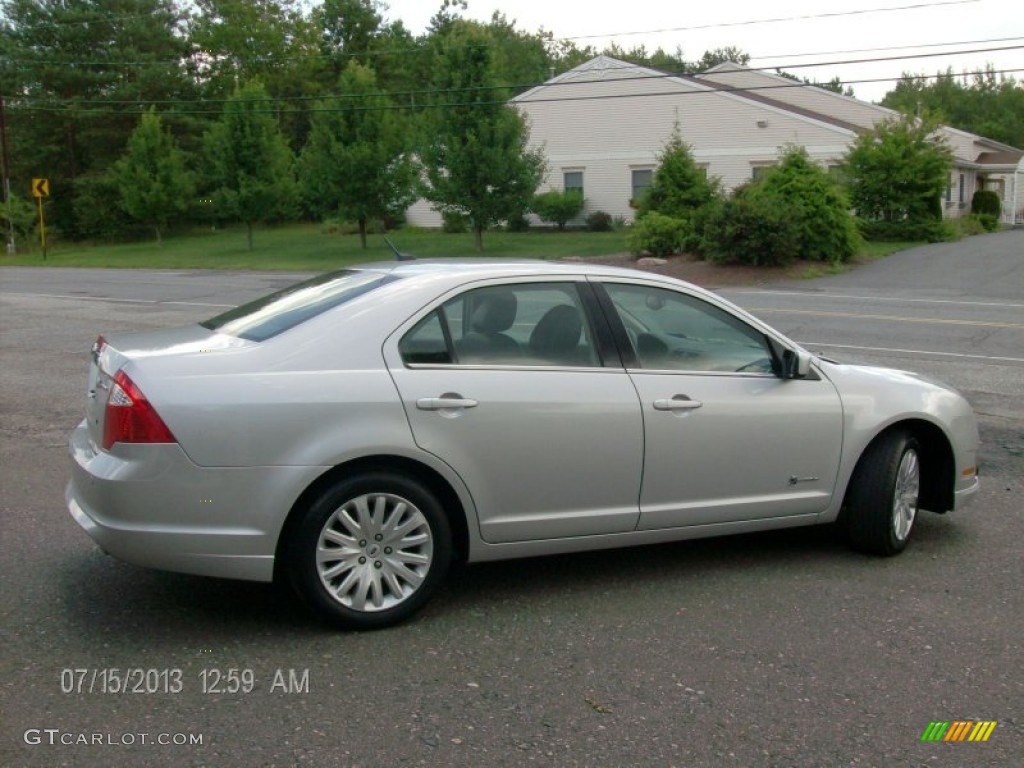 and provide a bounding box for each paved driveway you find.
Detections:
[773,229,1024,300]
